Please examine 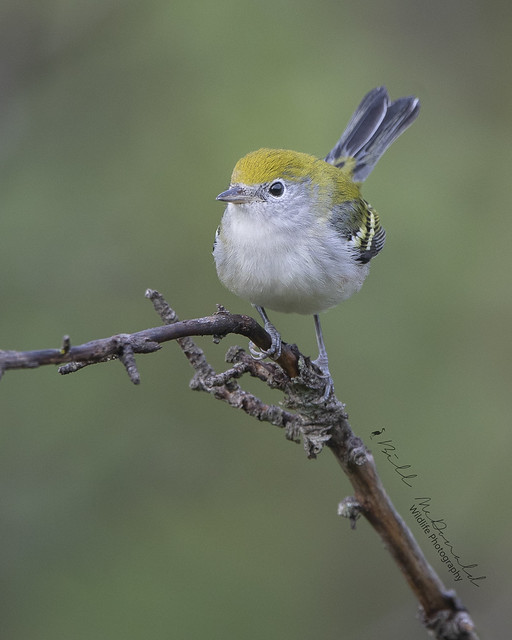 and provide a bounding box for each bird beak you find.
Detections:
[216,185,257,204]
